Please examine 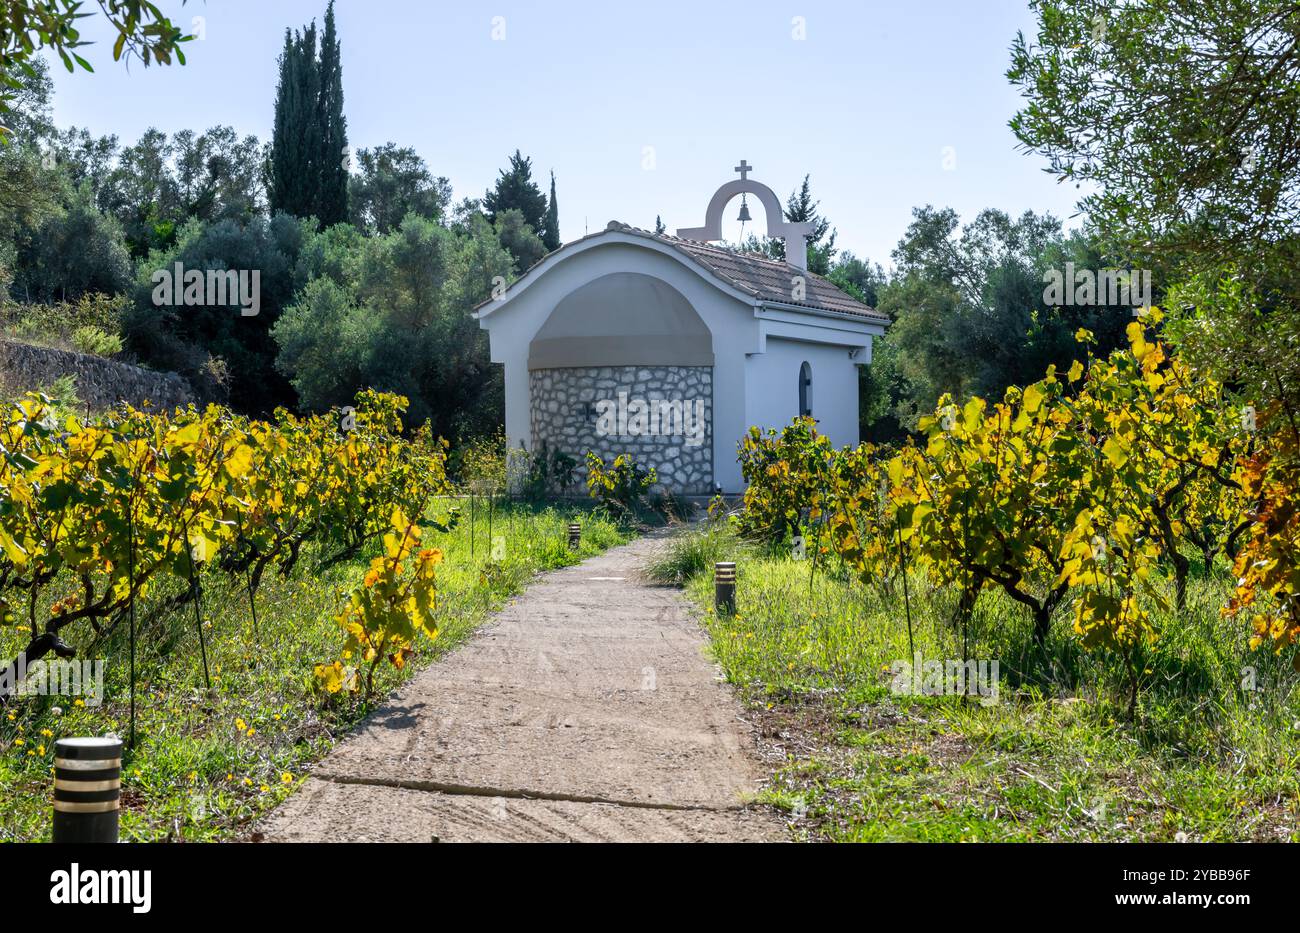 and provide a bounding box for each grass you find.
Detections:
[0,498,631,842]
[665,521,1300,842]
